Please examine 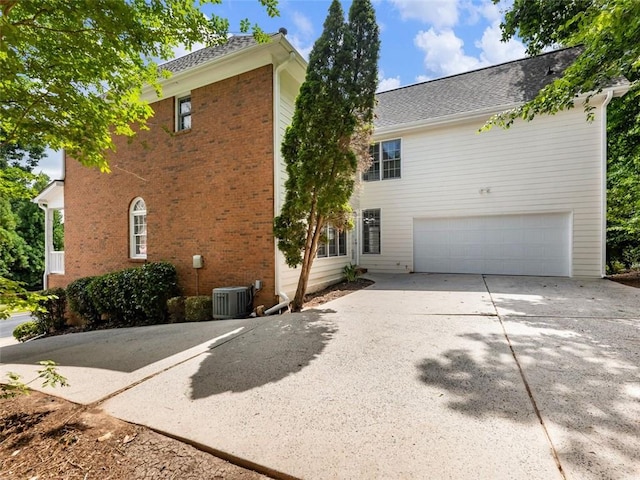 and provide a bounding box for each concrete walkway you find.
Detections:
[1,274,638,479]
